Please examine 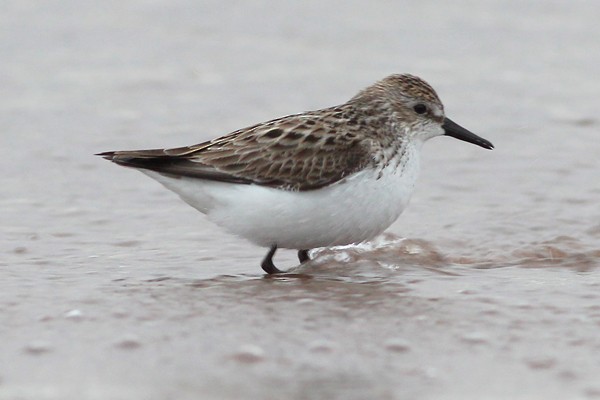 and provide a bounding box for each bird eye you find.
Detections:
[413,104,427,115]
